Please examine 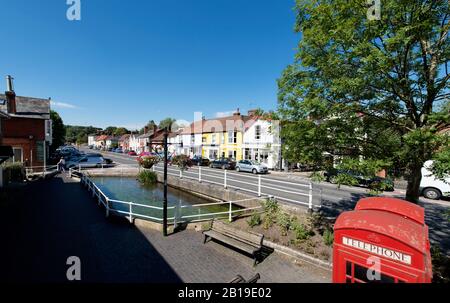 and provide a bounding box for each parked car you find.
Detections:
[85,153,103,157]
[103,158,113,165]
[324,169,394,191]
[191,155,210,166]
[138,151,152,157]
[127,150,137,156]
[420,160,450,200]
[236,160,268,174]
[65,156,106,169]
[209,158,236,170]
[114,148,123,153]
